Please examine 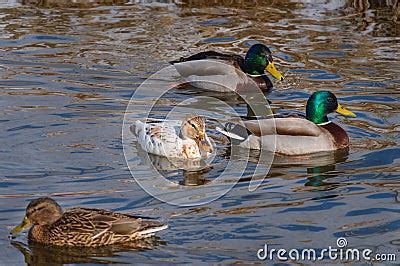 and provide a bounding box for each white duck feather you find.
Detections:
[131,116,213,159]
